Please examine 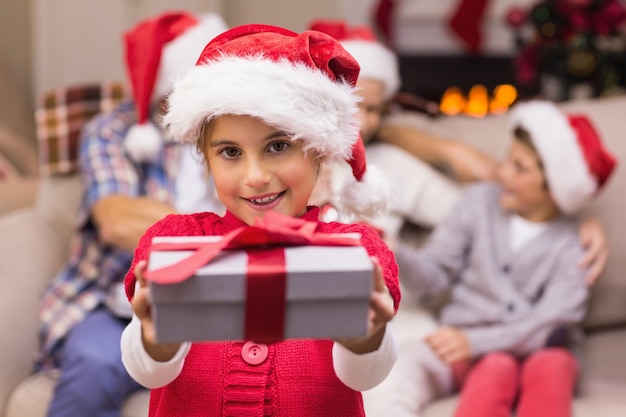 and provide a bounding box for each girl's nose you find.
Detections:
[244,158,271,188]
